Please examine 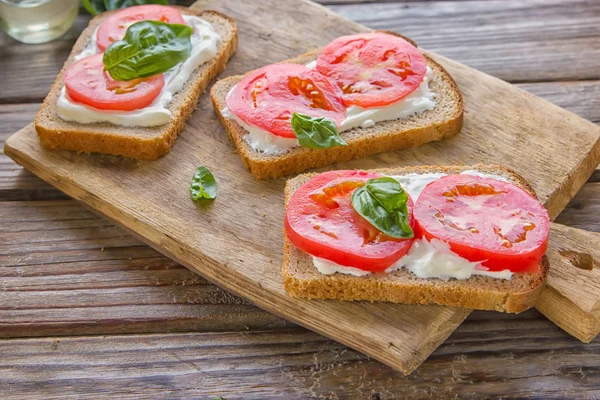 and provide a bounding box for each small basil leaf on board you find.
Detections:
[103,21,192,81]
[351,177,414,239]
[103,0,167,11]
[291,112,347,149]
[81,0,106,16]
[190,166,217,201]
